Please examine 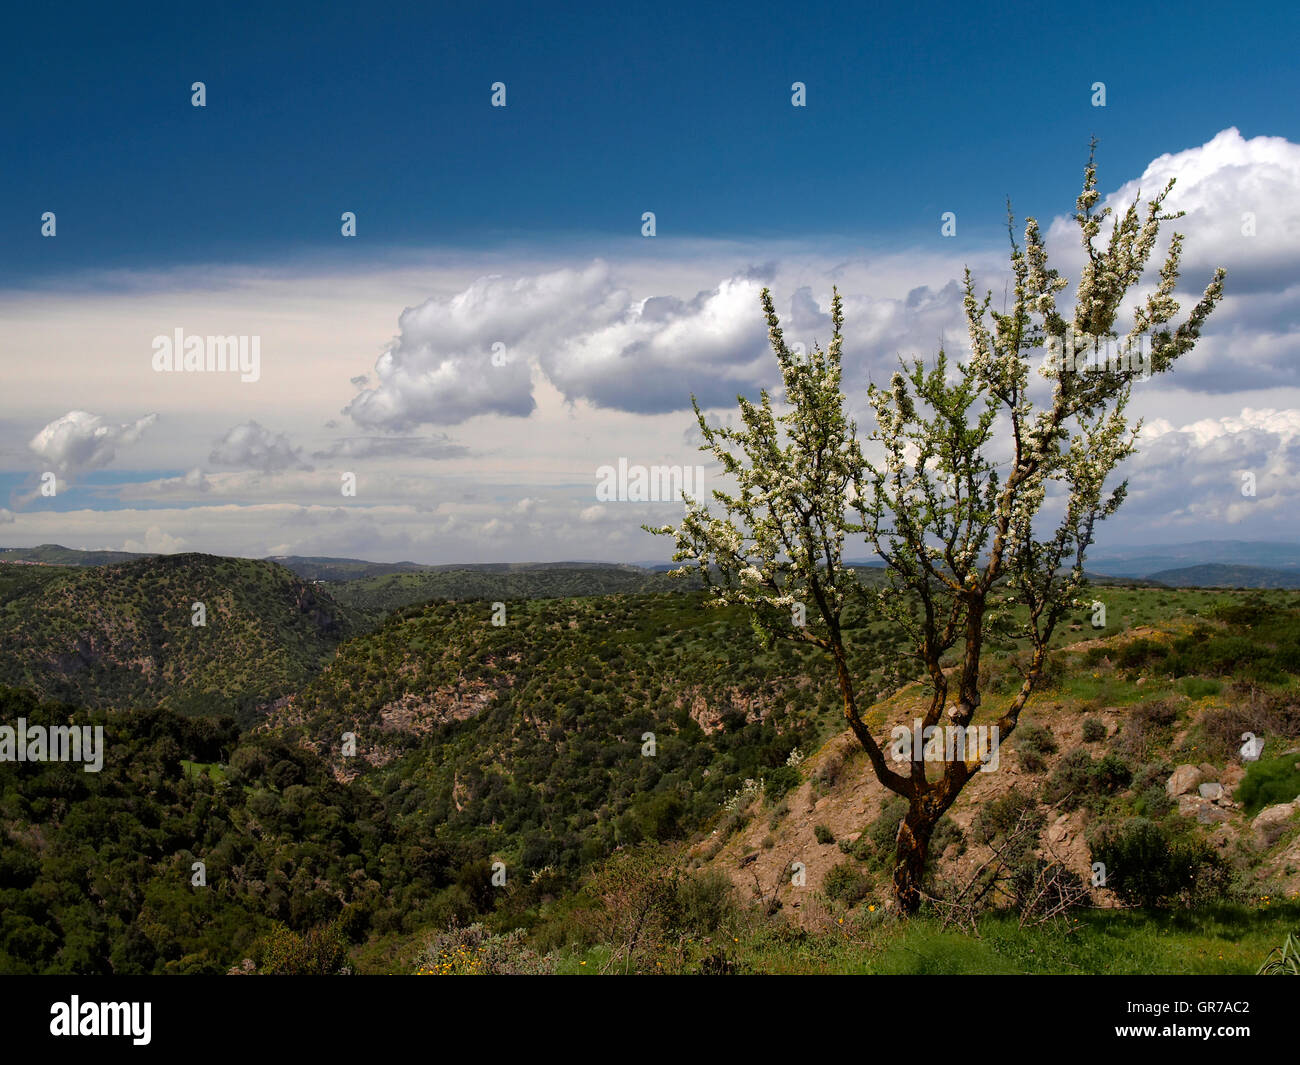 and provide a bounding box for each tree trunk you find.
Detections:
[893,801,936,914]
